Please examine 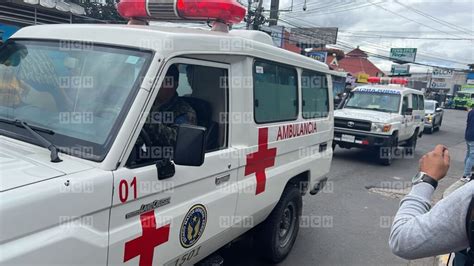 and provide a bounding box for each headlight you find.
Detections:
[426,115,432,122]
[371,123,392,133]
